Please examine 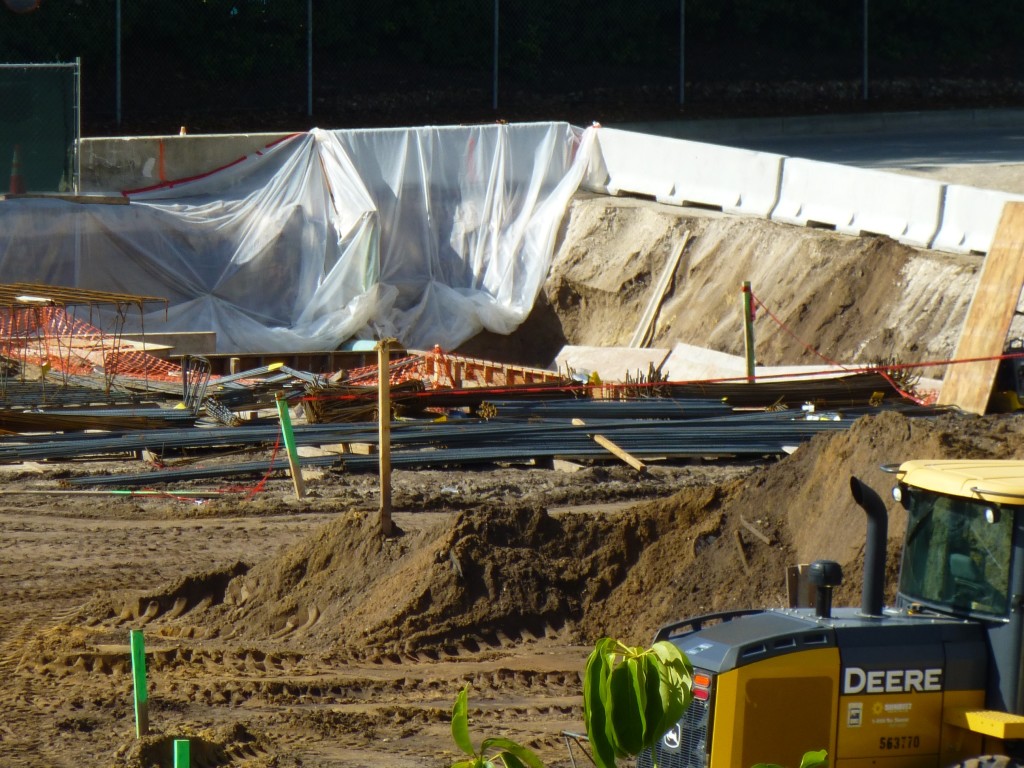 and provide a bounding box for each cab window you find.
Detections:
[899,490,1014,617]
